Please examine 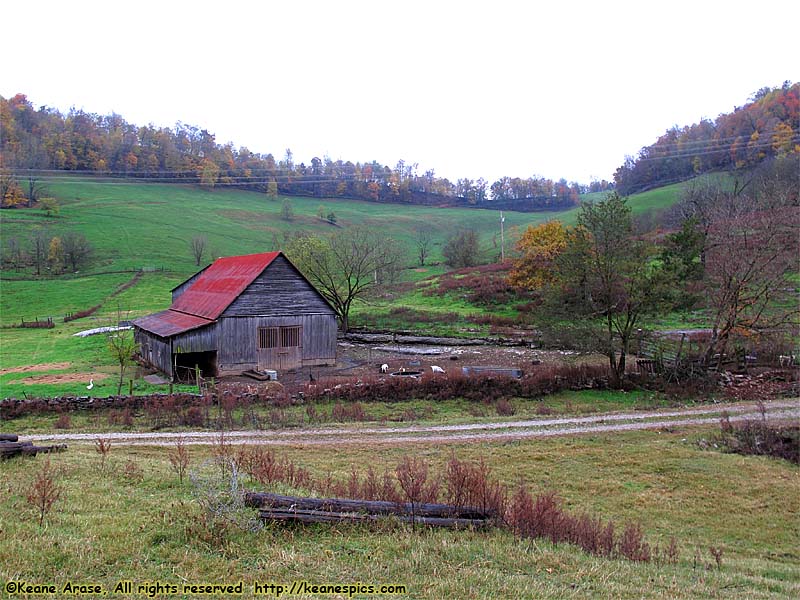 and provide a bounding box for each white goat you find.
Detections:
[380,363,389,373]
